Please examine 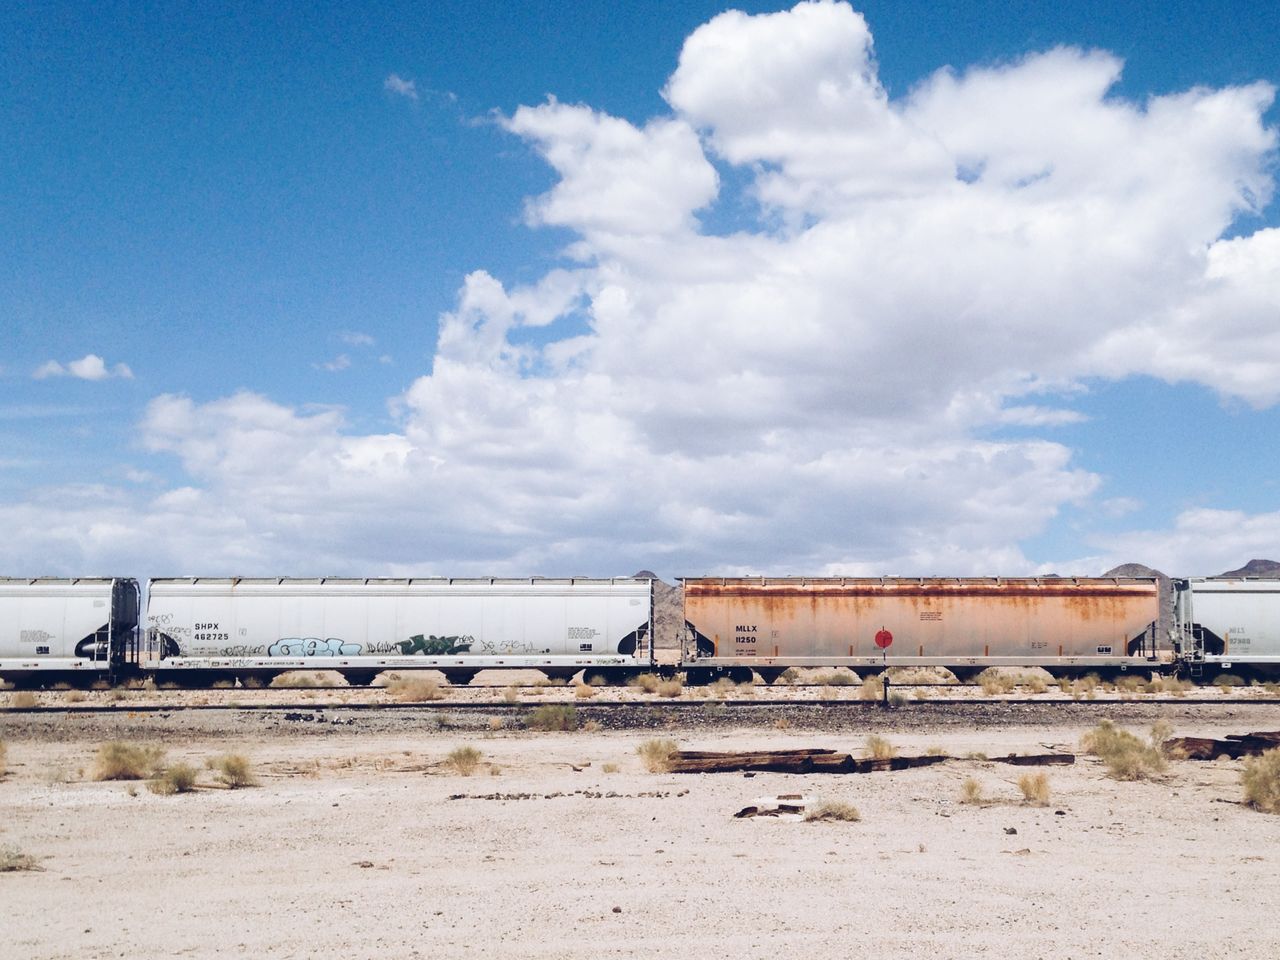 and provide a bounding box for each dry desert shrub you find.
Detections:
[709,678,736,699]
[816,671,857,686]
[148,762,200,796]
[487,716,504,732]
[271,672,323,689]
[637,738,678,773]
[1018,771,1051,805]
[1114,675,1146,694]
[1262,682,1280,697]
[805,801,861,822]
[602,762,619,773]
[208,753,258,788]
[582,720,602,732]
[657,677,683,698]
[960,777,985,804]
[502,686,520,704]
[574,681,597,700]
[8,691,38,708]
[1144,675,1190,695]
[64,689,86,703]
[925,745,946,757]
[778,668,800,684]
[773,716,791,730]
[526,704,578,731]
[385,675,446,702]
[887,666,958,685]
[630,673,663,694]
[93,742,166,781]
[446,746,483,776]
[976,669,1016,695]
[858,675,884,700]
[0,846,40,872]
[865,735,896,760]
[1242,748,1280,814]
[1080,720,1167,780]
[1216,673,1246,692]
